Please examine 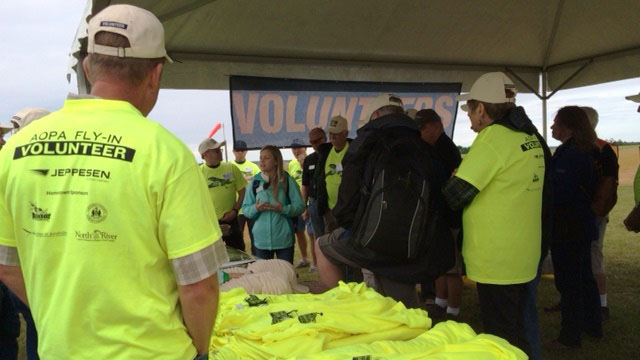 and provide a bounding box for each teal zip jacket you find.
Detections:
[242,172,305,250]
